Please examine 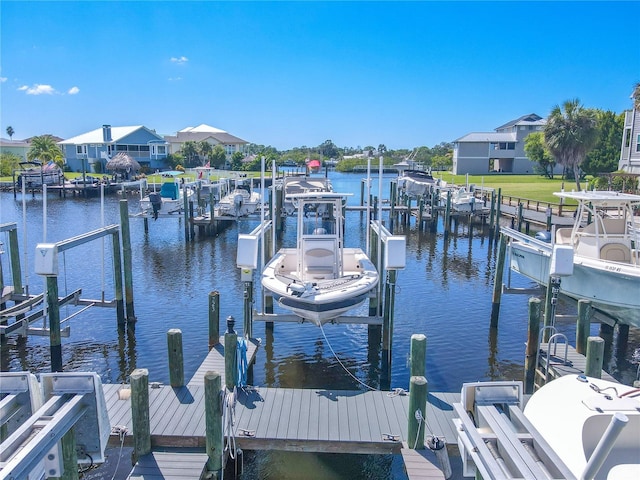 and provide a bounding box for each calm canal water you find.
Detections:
[1,171,639,479]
